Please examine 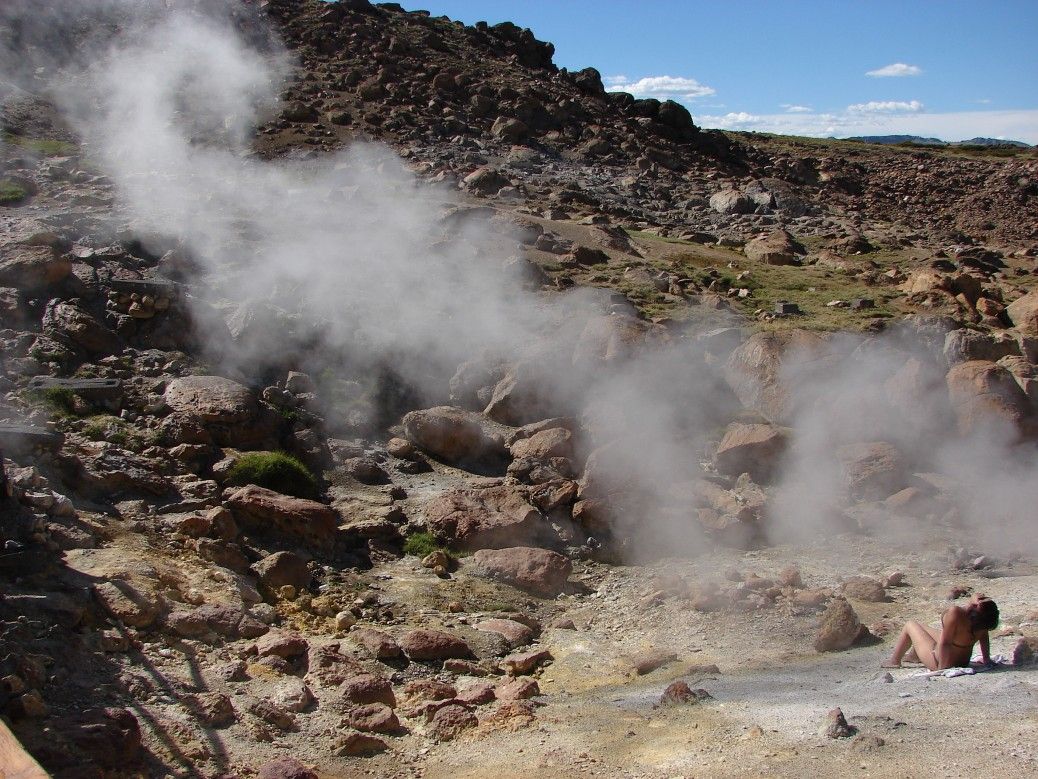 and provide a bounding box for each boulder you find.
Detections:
[164,376,257,425]
[0,244,71,289]
[946,360,1035,438]
[92,580,161,628]
[423,484,545,550]
[427,704,478,741]
[347,703,400,734]
[943,329,1019,364]
[709,189,754,215]
[350,627,403,660]
[841,577,888,602]
[724,329,837,423]
[743,230,805,266]
[258,758,318,779]
[399,629,472,661]
[509,427,572,461]
[814,598,861,652]
[1007,289,1038,336]
[713,423,788,482]
[402,406,508,464]
[491,117,528,141]
[226,485,339,550]
[468,547,572,596]
[338,673,395,707]
[836,442,907,501]
[43,300,121,354]
[251,551,311,593]
[463,167,510,196]
[474,618,535,648]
